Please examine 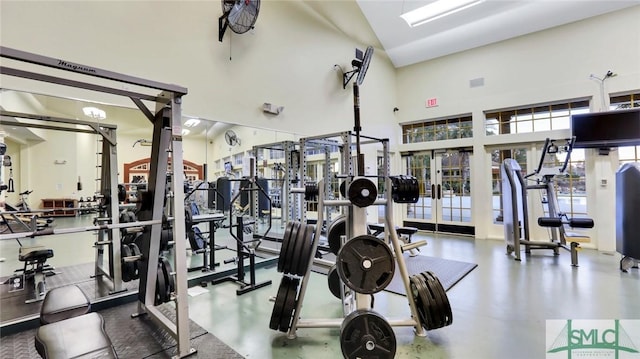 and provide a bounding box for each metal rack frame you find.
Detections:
[0,46,194,358]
